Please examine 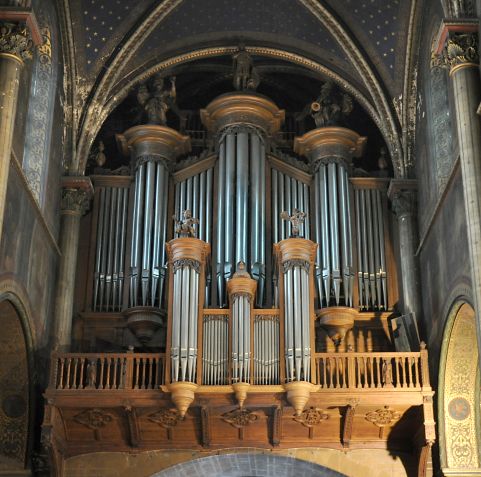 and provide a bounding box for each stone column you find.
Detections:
[388,180,421,319]
[433,23,481,361]
[53,178,93,350]
[0,13,40,238]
